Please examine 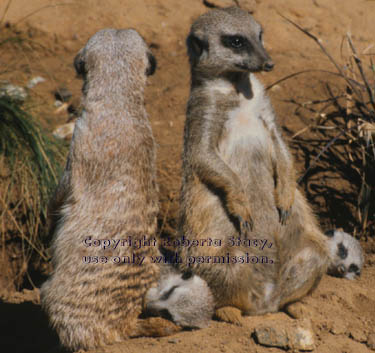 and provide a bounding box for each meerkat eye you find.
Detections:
[231,37,244,48]
[221,35,247,50]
